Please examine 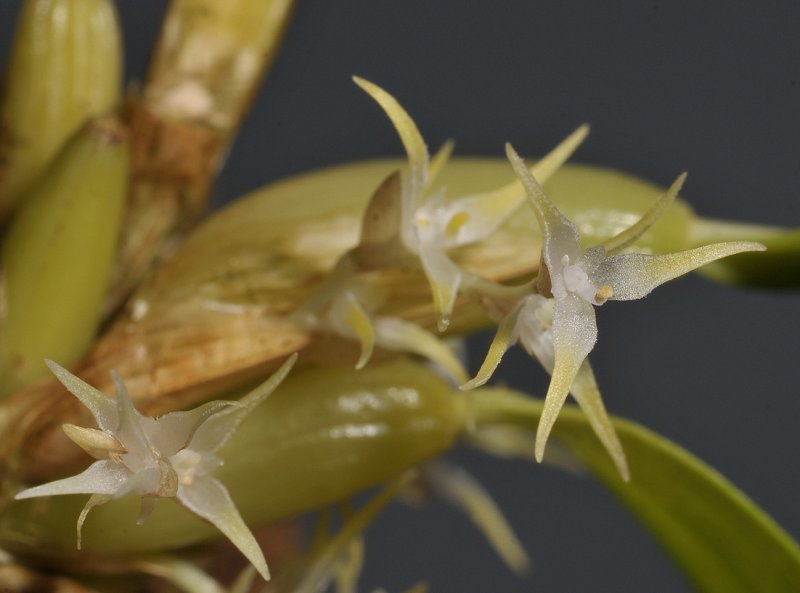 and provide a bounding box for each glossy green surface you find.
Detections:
[0,120,129,396]
[0,0,121,216]
[0,360,460,556]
